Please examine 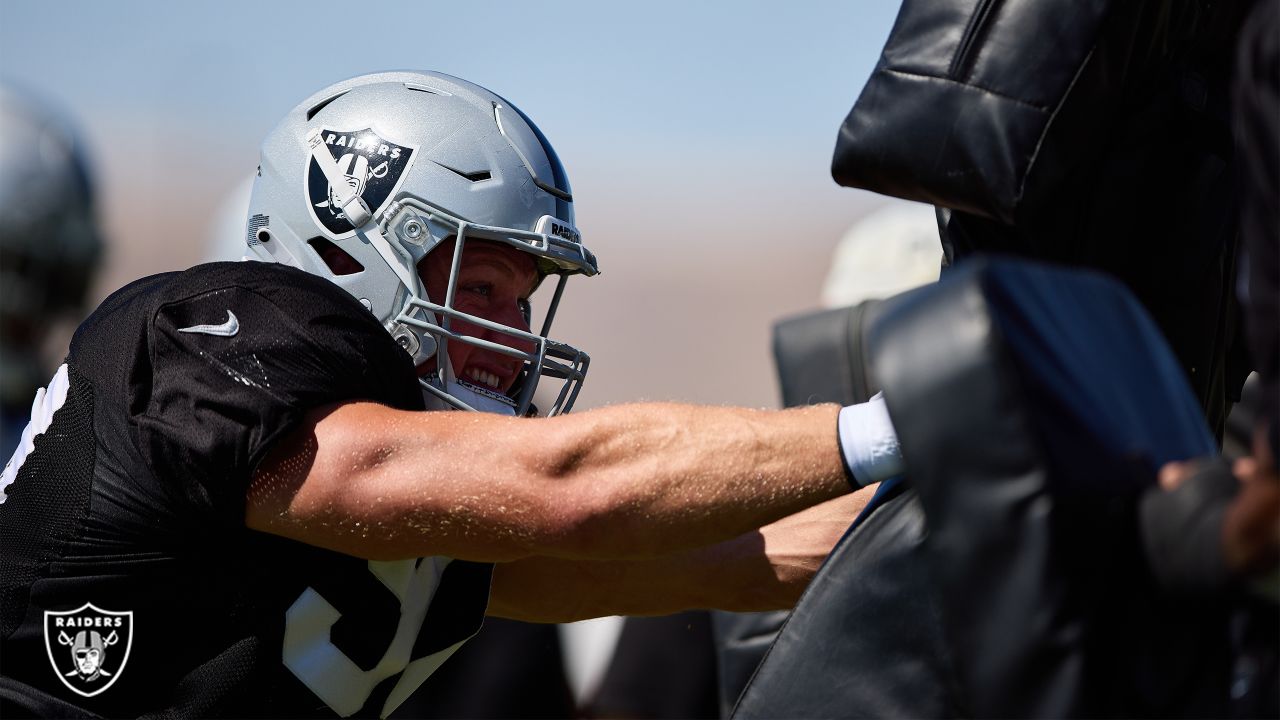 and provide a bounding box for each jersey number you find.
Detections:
[283,557,468,718]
